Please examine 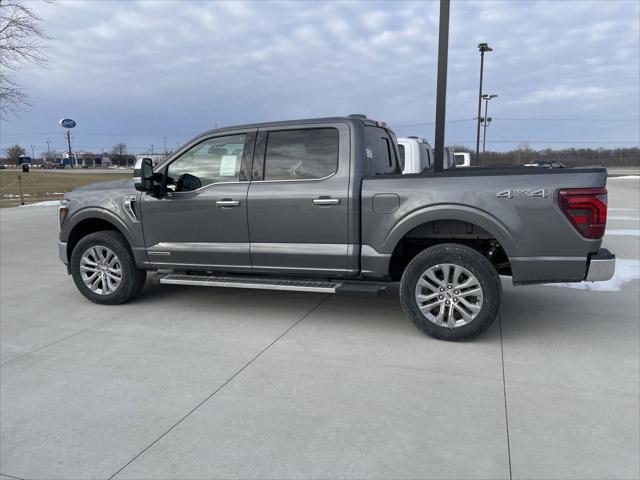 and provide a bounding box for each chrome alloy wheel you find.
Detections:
[80,245,122,295]
[414,263,484,328]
